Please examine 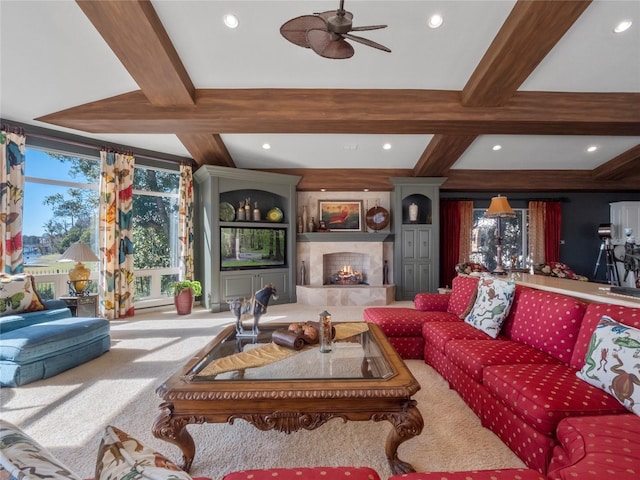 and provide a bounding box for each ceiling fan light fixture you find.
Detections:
[614,20,632,33]
[428,14,444,29]
[223,14,239,29]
